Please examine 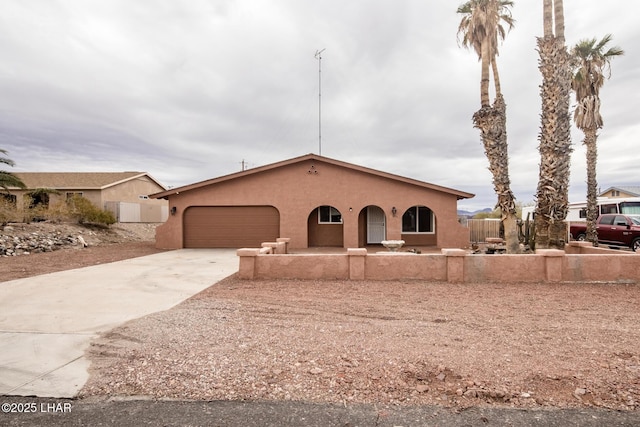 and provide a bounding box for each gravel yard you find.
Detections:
[81,275,640,411]
[2,222,639,411]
